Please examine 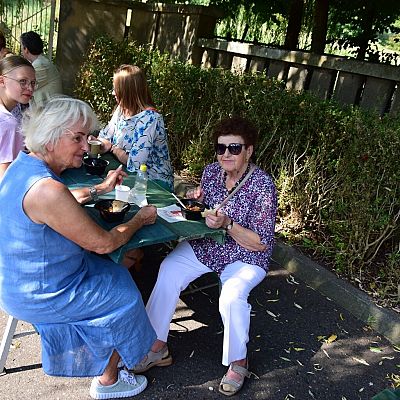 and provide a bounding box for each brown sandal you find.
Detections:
[219,362,250,396]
